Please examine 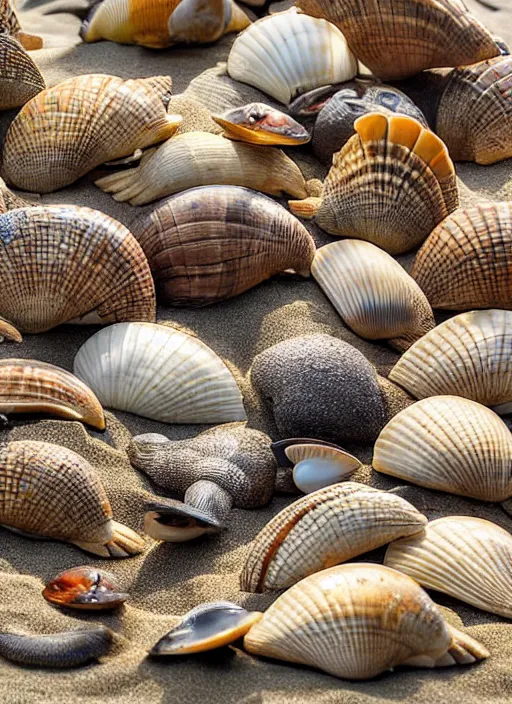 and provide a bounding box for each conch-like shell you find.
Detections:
[131,186,316,306]
[411,202,512,310]
[243,563,489,680]
[373,395,512,502]
[295,0,500,80]
[386,516,512,619]
[1,74,181,193]
[0,34,45,110]
[0,0,42,49]
[212,104,311,146]
[312,240,435,350]
[0,206,155,333]
[289,113,459,254]
[227,9,357,104]
[73,323,246,424]
[95,131,307,205]
[43,566,128,610]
